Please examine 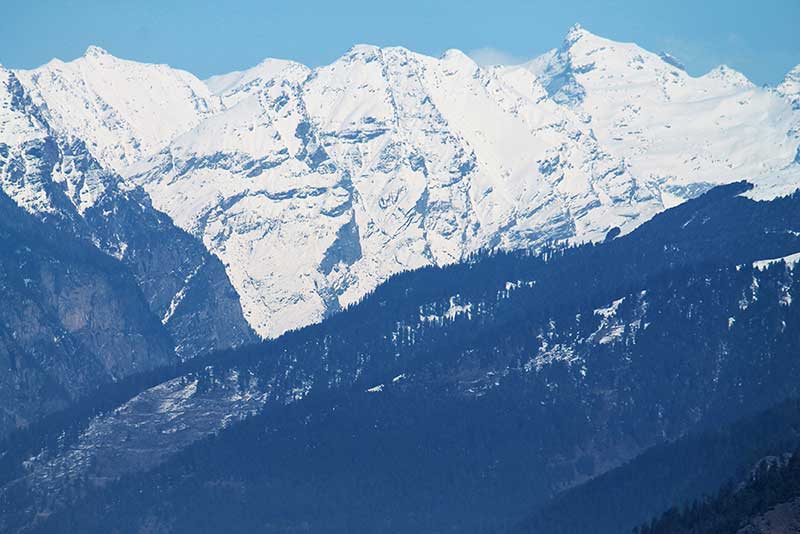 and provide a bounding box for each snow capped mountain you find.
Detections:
[205,58,311,107]
[778,64,800,110]
[126,43,660,337]
[6,26,800,338]
[16,46,221,174]
[524,25,800,200]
